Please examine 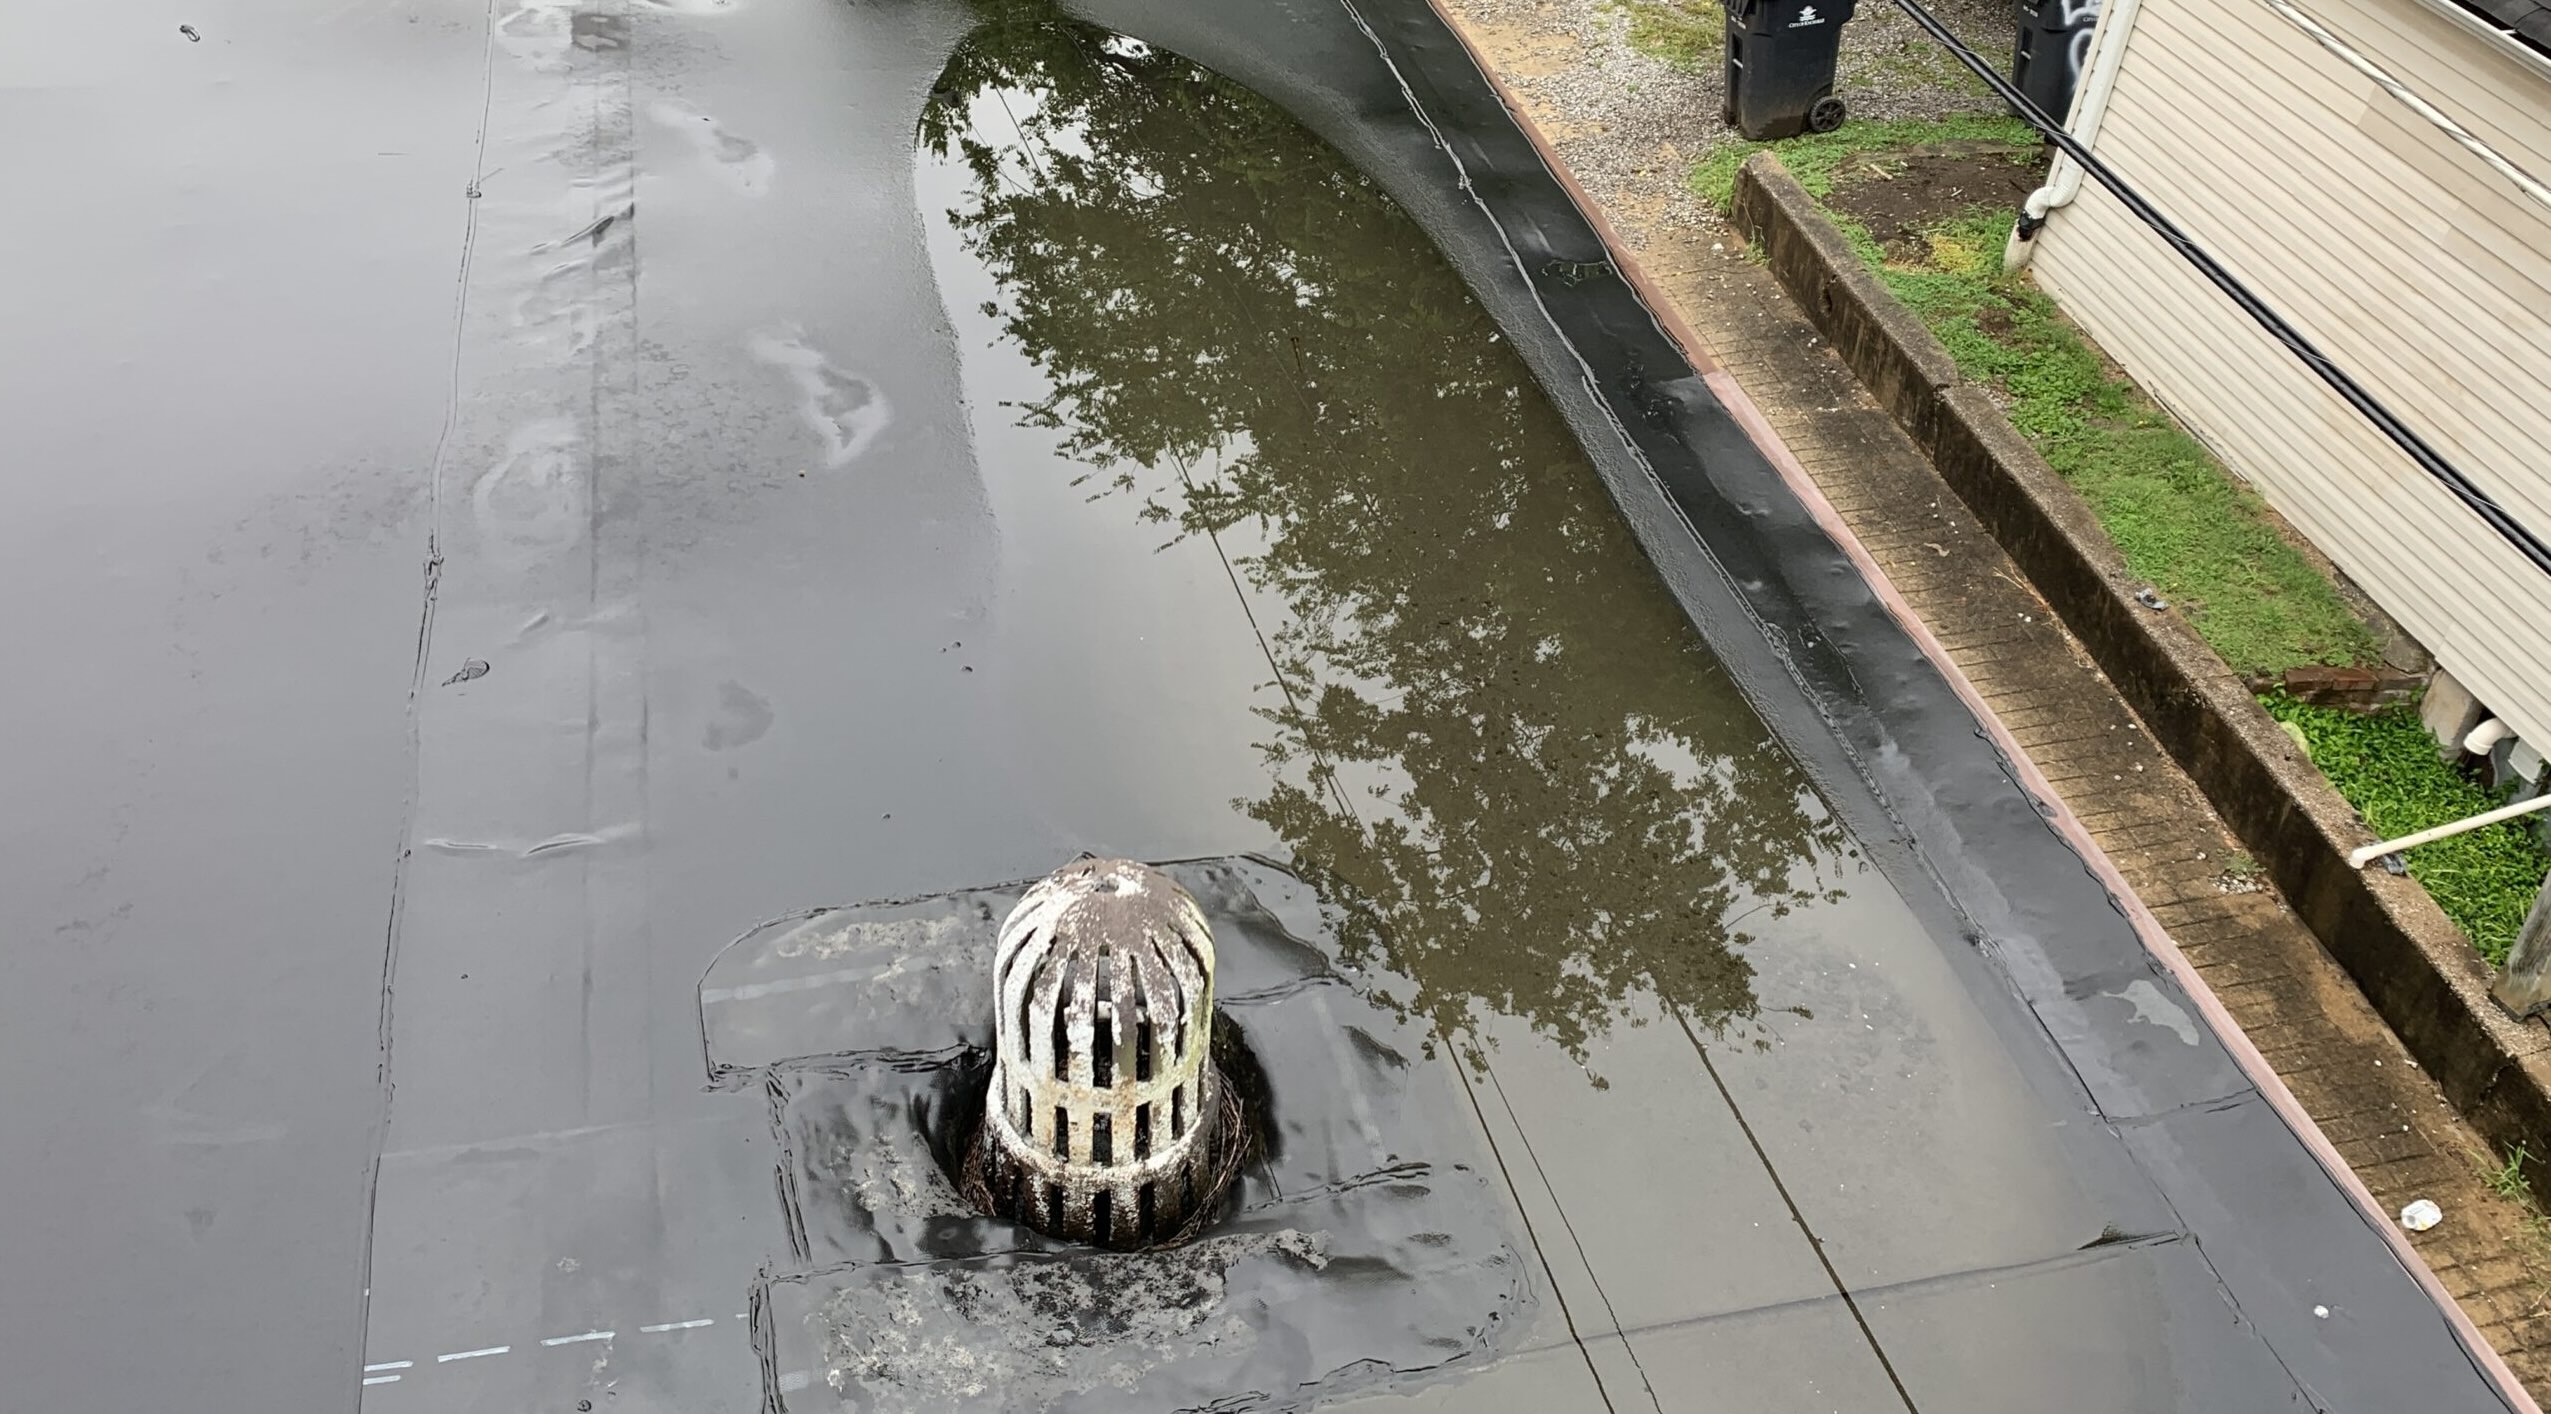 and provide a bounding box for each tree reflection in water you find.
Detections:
[922,2,1854,1065]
